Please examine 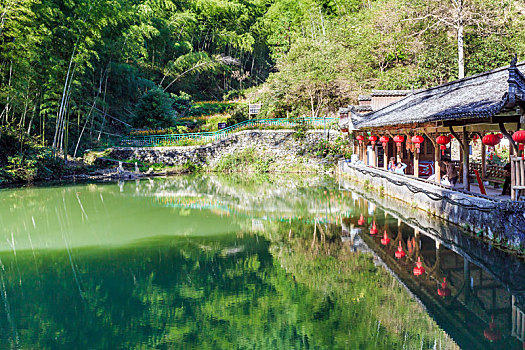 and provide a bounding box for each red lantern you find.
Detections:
[436,135,450,155]
[413,256,425,276]
[379,136,389,149]
[368,135,378,146]
[411,135,424,153]
[380,231,390,245]
[369,221,378,235]
[357,214,365,226]
[484,315,501,342]
[482,134,500,147]
[356,135,365,145]
[472,134,479,143]
[512,130,525,150]
[394,242,405,259]
[496,133,503,139]
[449,134,454,139]
[437,277,451,298]
[393,135,404,153]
